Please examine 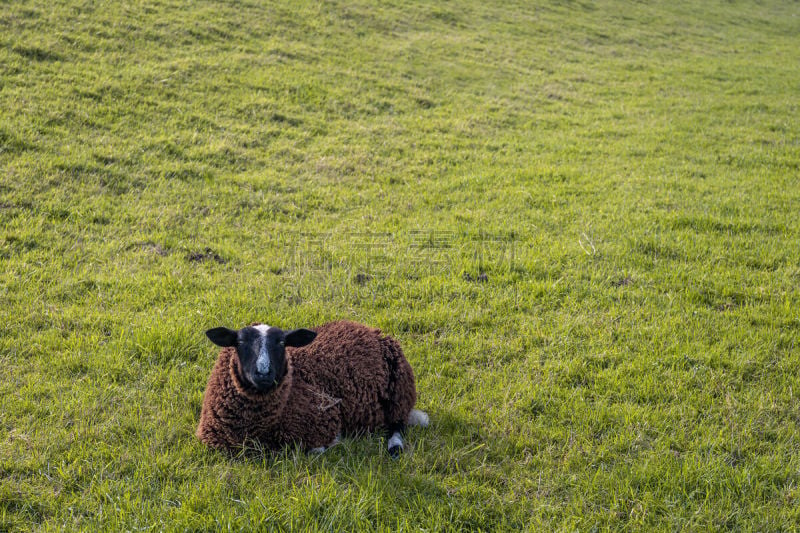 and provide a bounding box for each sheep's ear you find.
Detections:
[284,328,316,348]
[205,327,238,347]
